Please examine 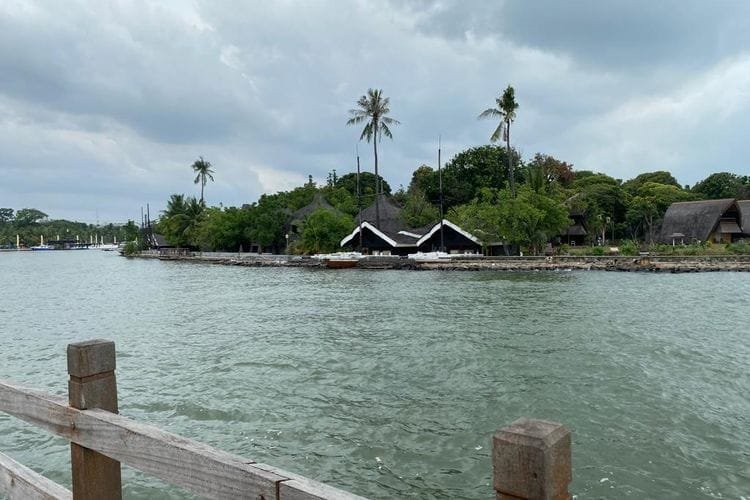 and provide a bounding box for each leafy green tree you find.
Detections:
[161,194,205,247]
[246,194,288,252]
[191,156,215,204]
[400,188,439,228]
[14,208,48,226]
[496,186,570,254]
[346,88,400,228]
[448,188,504,249]
[479,85,519,196]
[422,145,522,210]
[526,154,575,191]
[297,208,353,254]
[0,208,13,224]
[321,186,358,217]
[626,182,696,242]
[622,171,681,195]
[692,172,750,199]
[336,171,391,200]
